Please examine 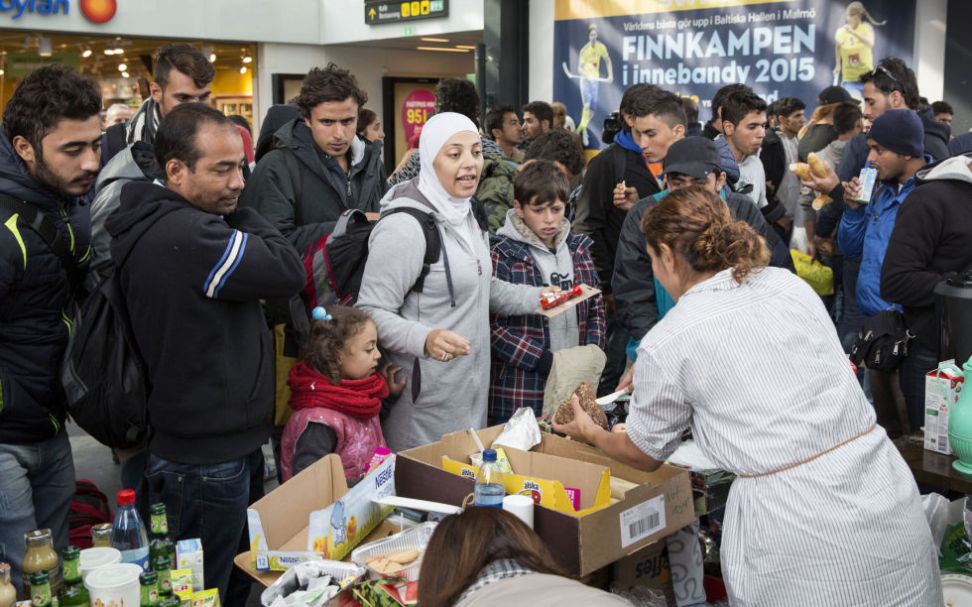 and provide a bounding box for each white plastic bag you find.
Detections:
[493,407,542,452]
